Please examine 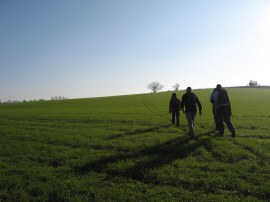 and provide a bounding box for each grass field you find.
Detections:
[0,88,270,201]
